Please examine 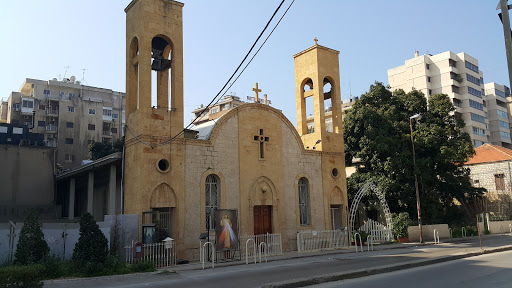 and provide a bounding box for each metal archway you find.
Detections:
[349,181,393,238]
